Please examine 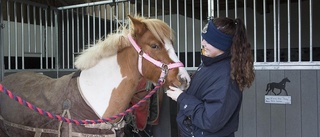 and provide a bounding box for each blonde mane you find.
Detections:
[75,16,174,70]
